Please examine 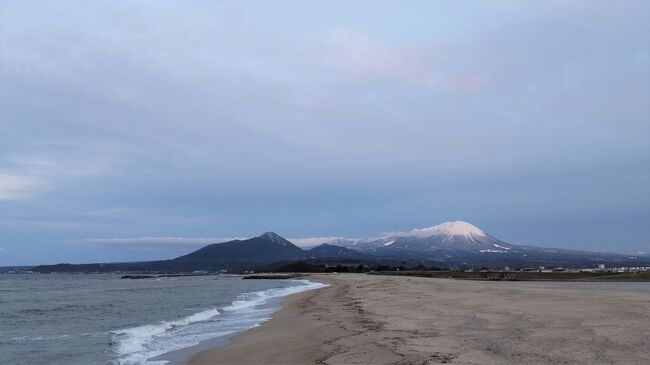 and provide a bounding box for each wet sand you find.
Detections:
[189,274,650,364]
